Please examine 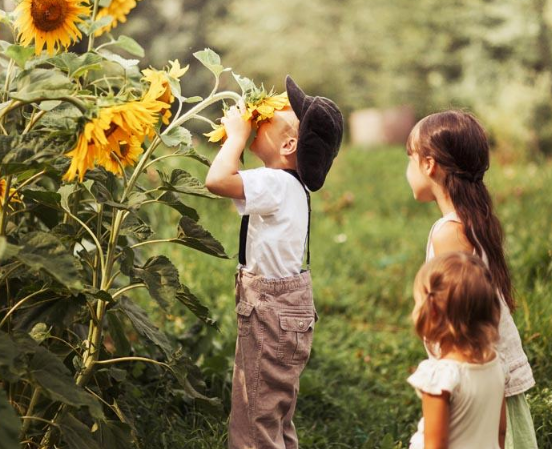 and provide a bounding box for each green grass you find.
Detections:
[138,146,552,448]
